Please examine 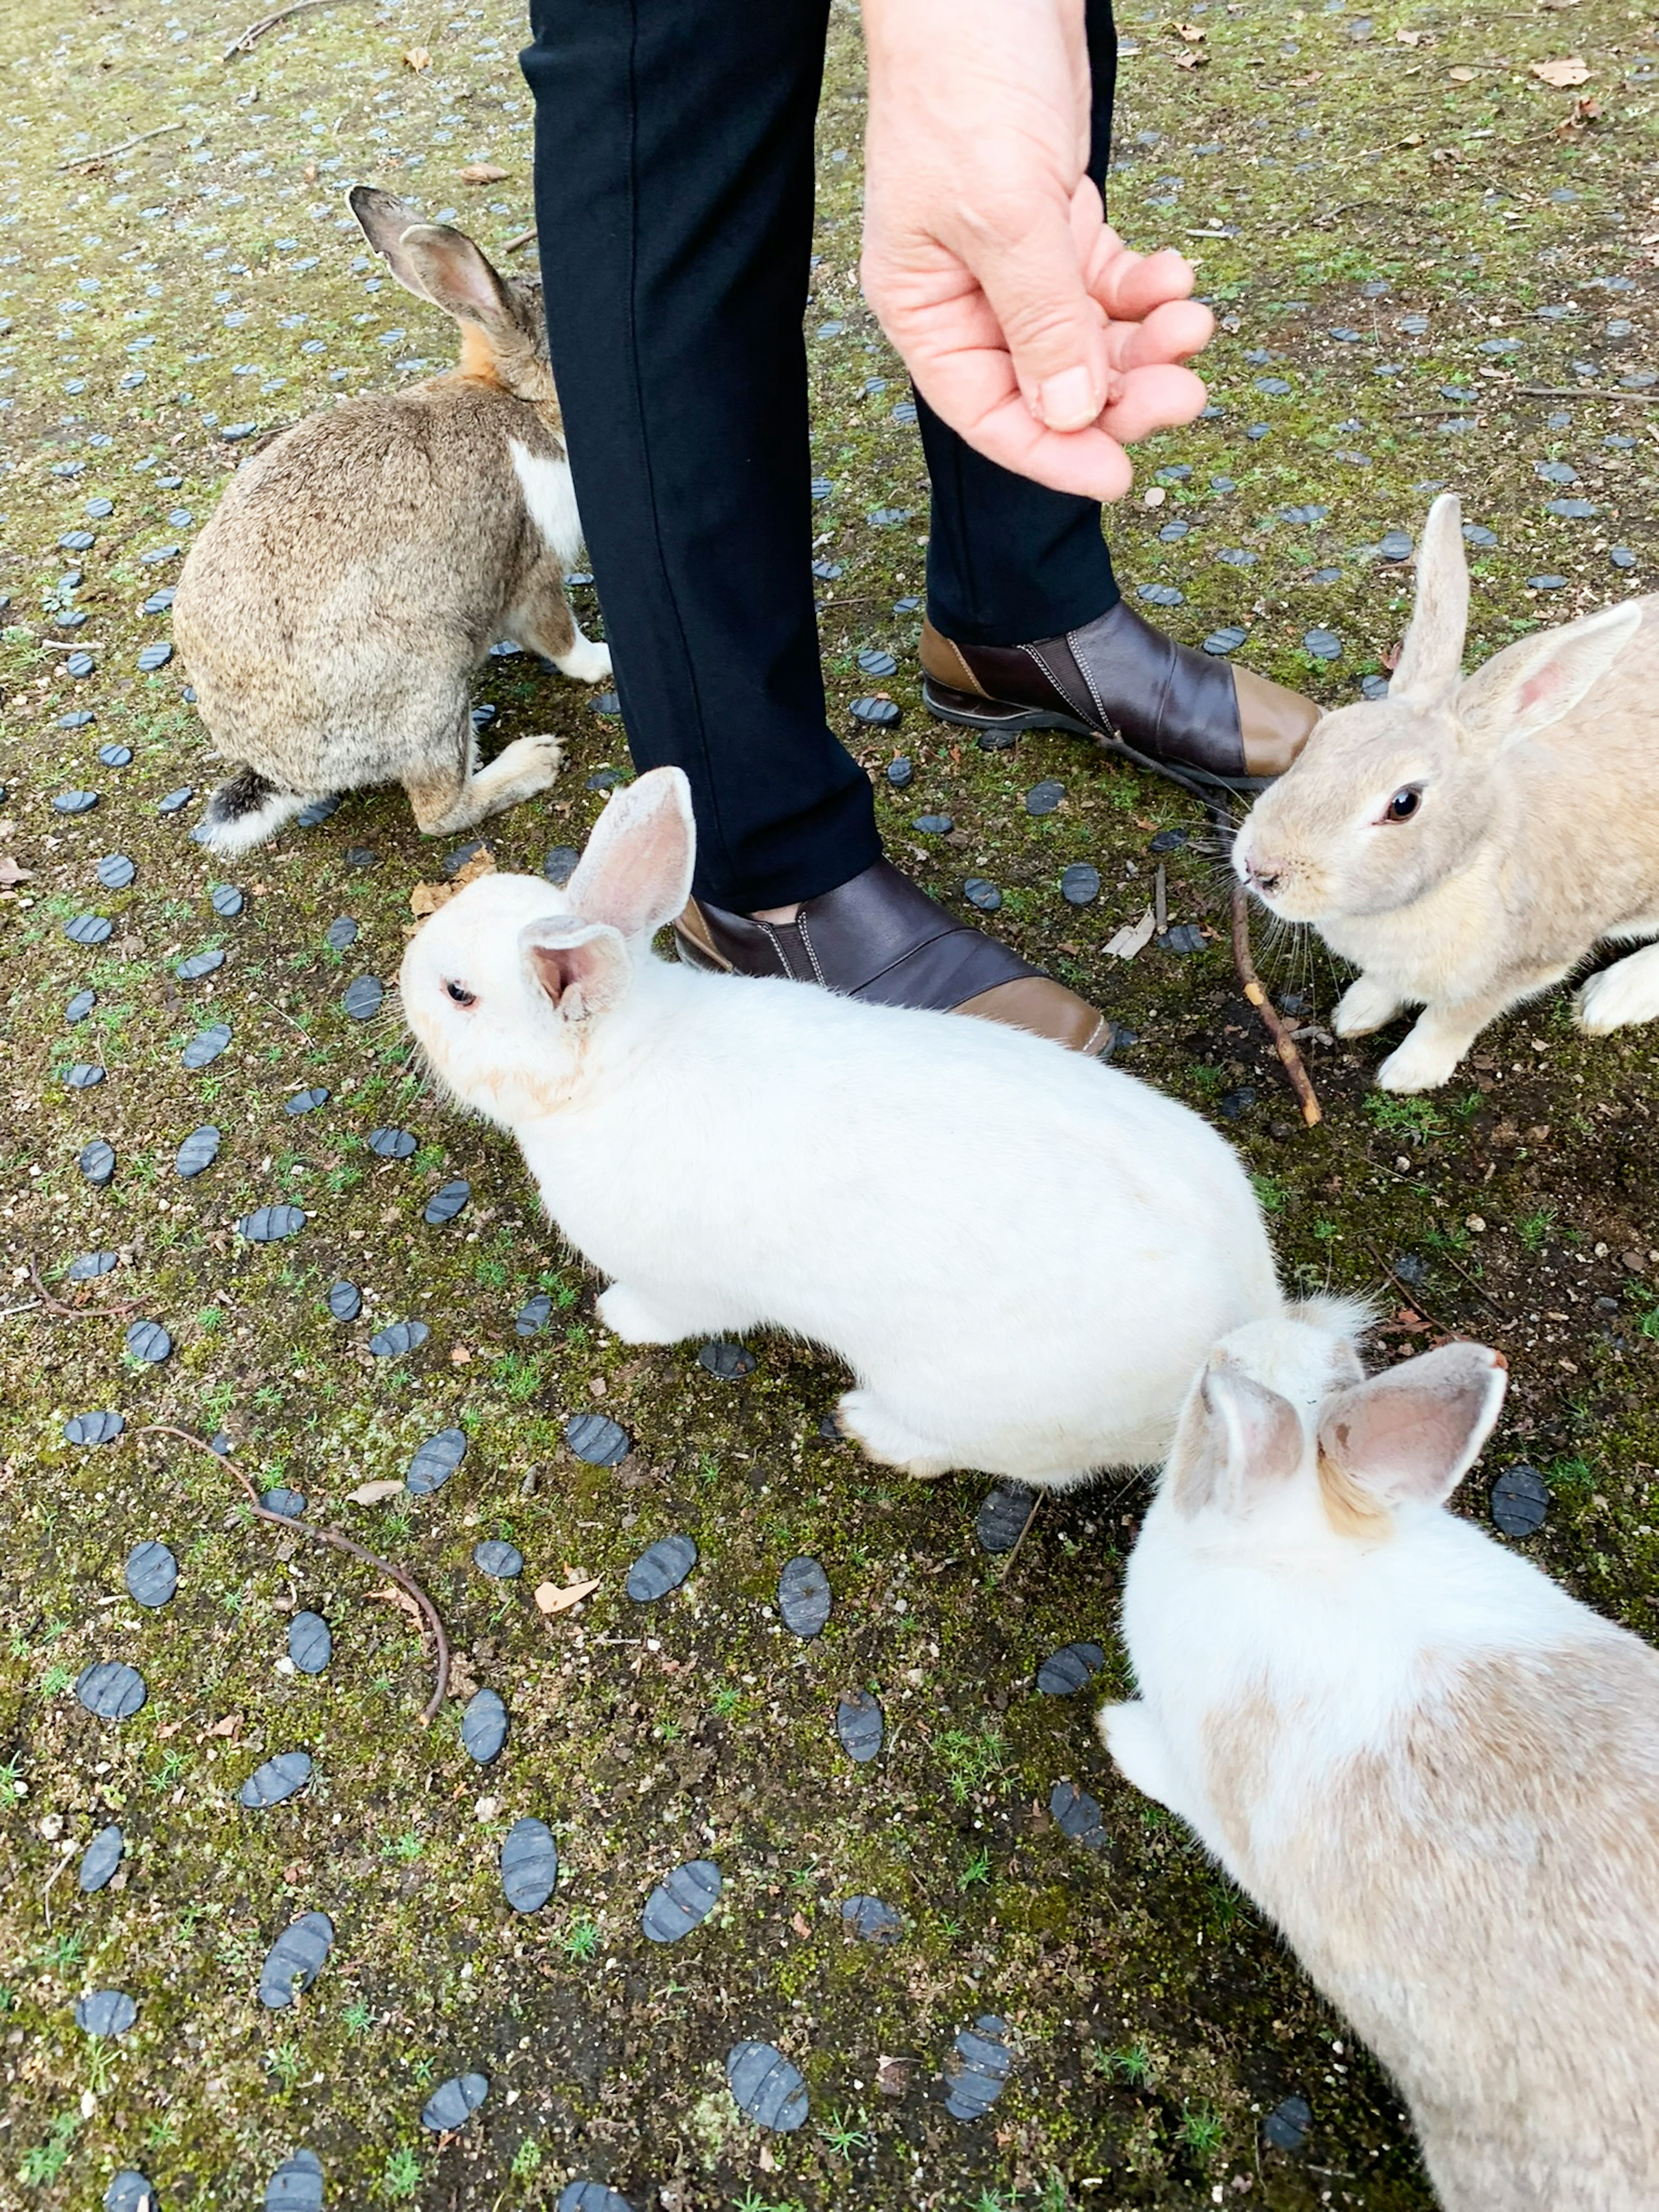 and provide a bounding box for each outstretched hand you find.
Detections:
[861,0,1214,499]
